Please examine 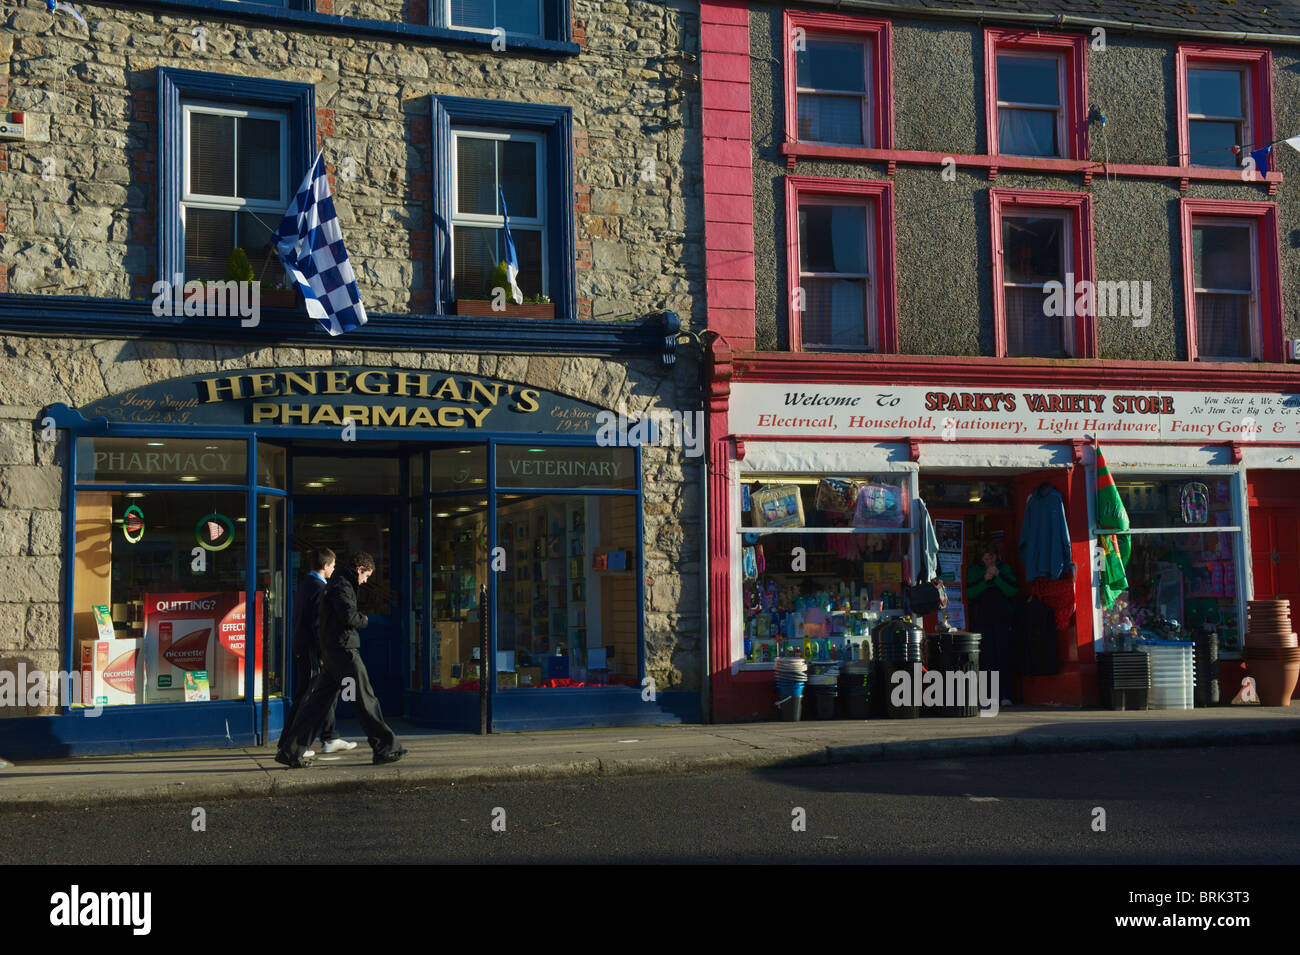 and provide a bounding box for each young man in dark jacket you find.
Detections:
[276,552,405,768]
[275,547,355,758]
